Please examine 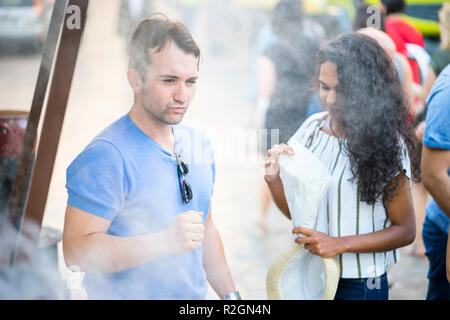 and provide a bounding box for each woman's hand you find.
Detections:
[264,143,295,182]
[292,226,347,258]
